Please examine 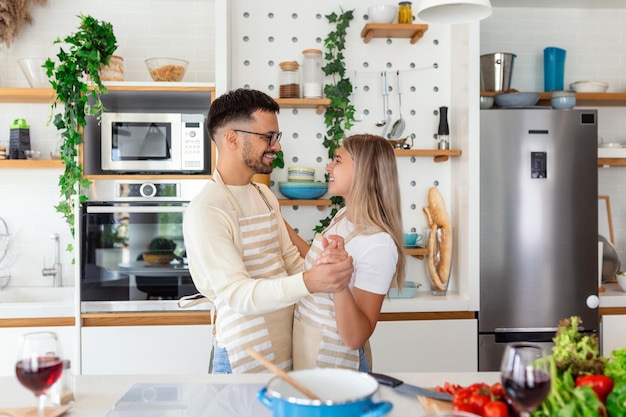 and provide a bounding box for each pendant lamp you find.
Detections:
[417,0,493,24]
